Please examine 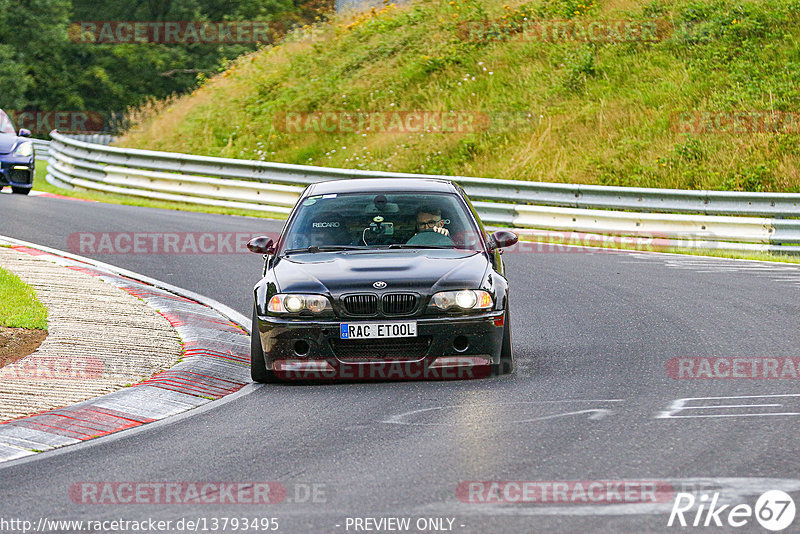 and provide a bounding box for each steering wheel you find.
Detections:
[406,229,453,246]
